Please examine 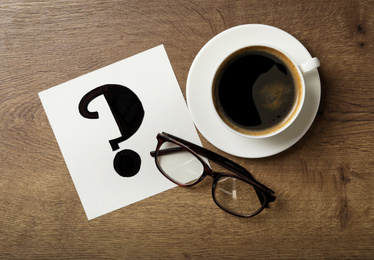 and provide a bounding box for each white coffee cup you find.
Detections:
[211,44,320,138]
